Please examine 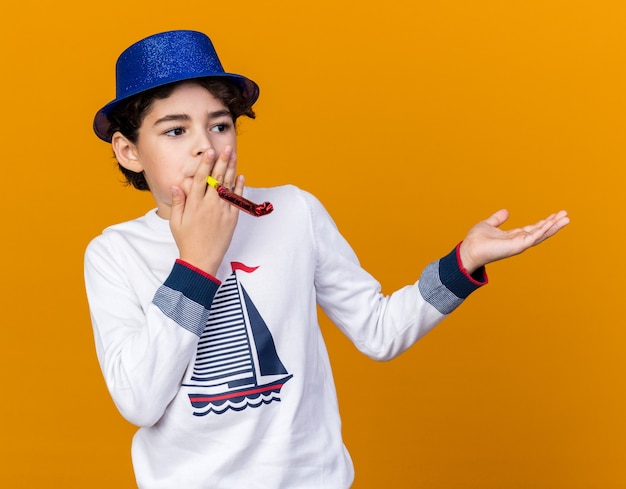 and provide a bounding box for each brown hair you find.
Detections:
[106,78,256,191]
